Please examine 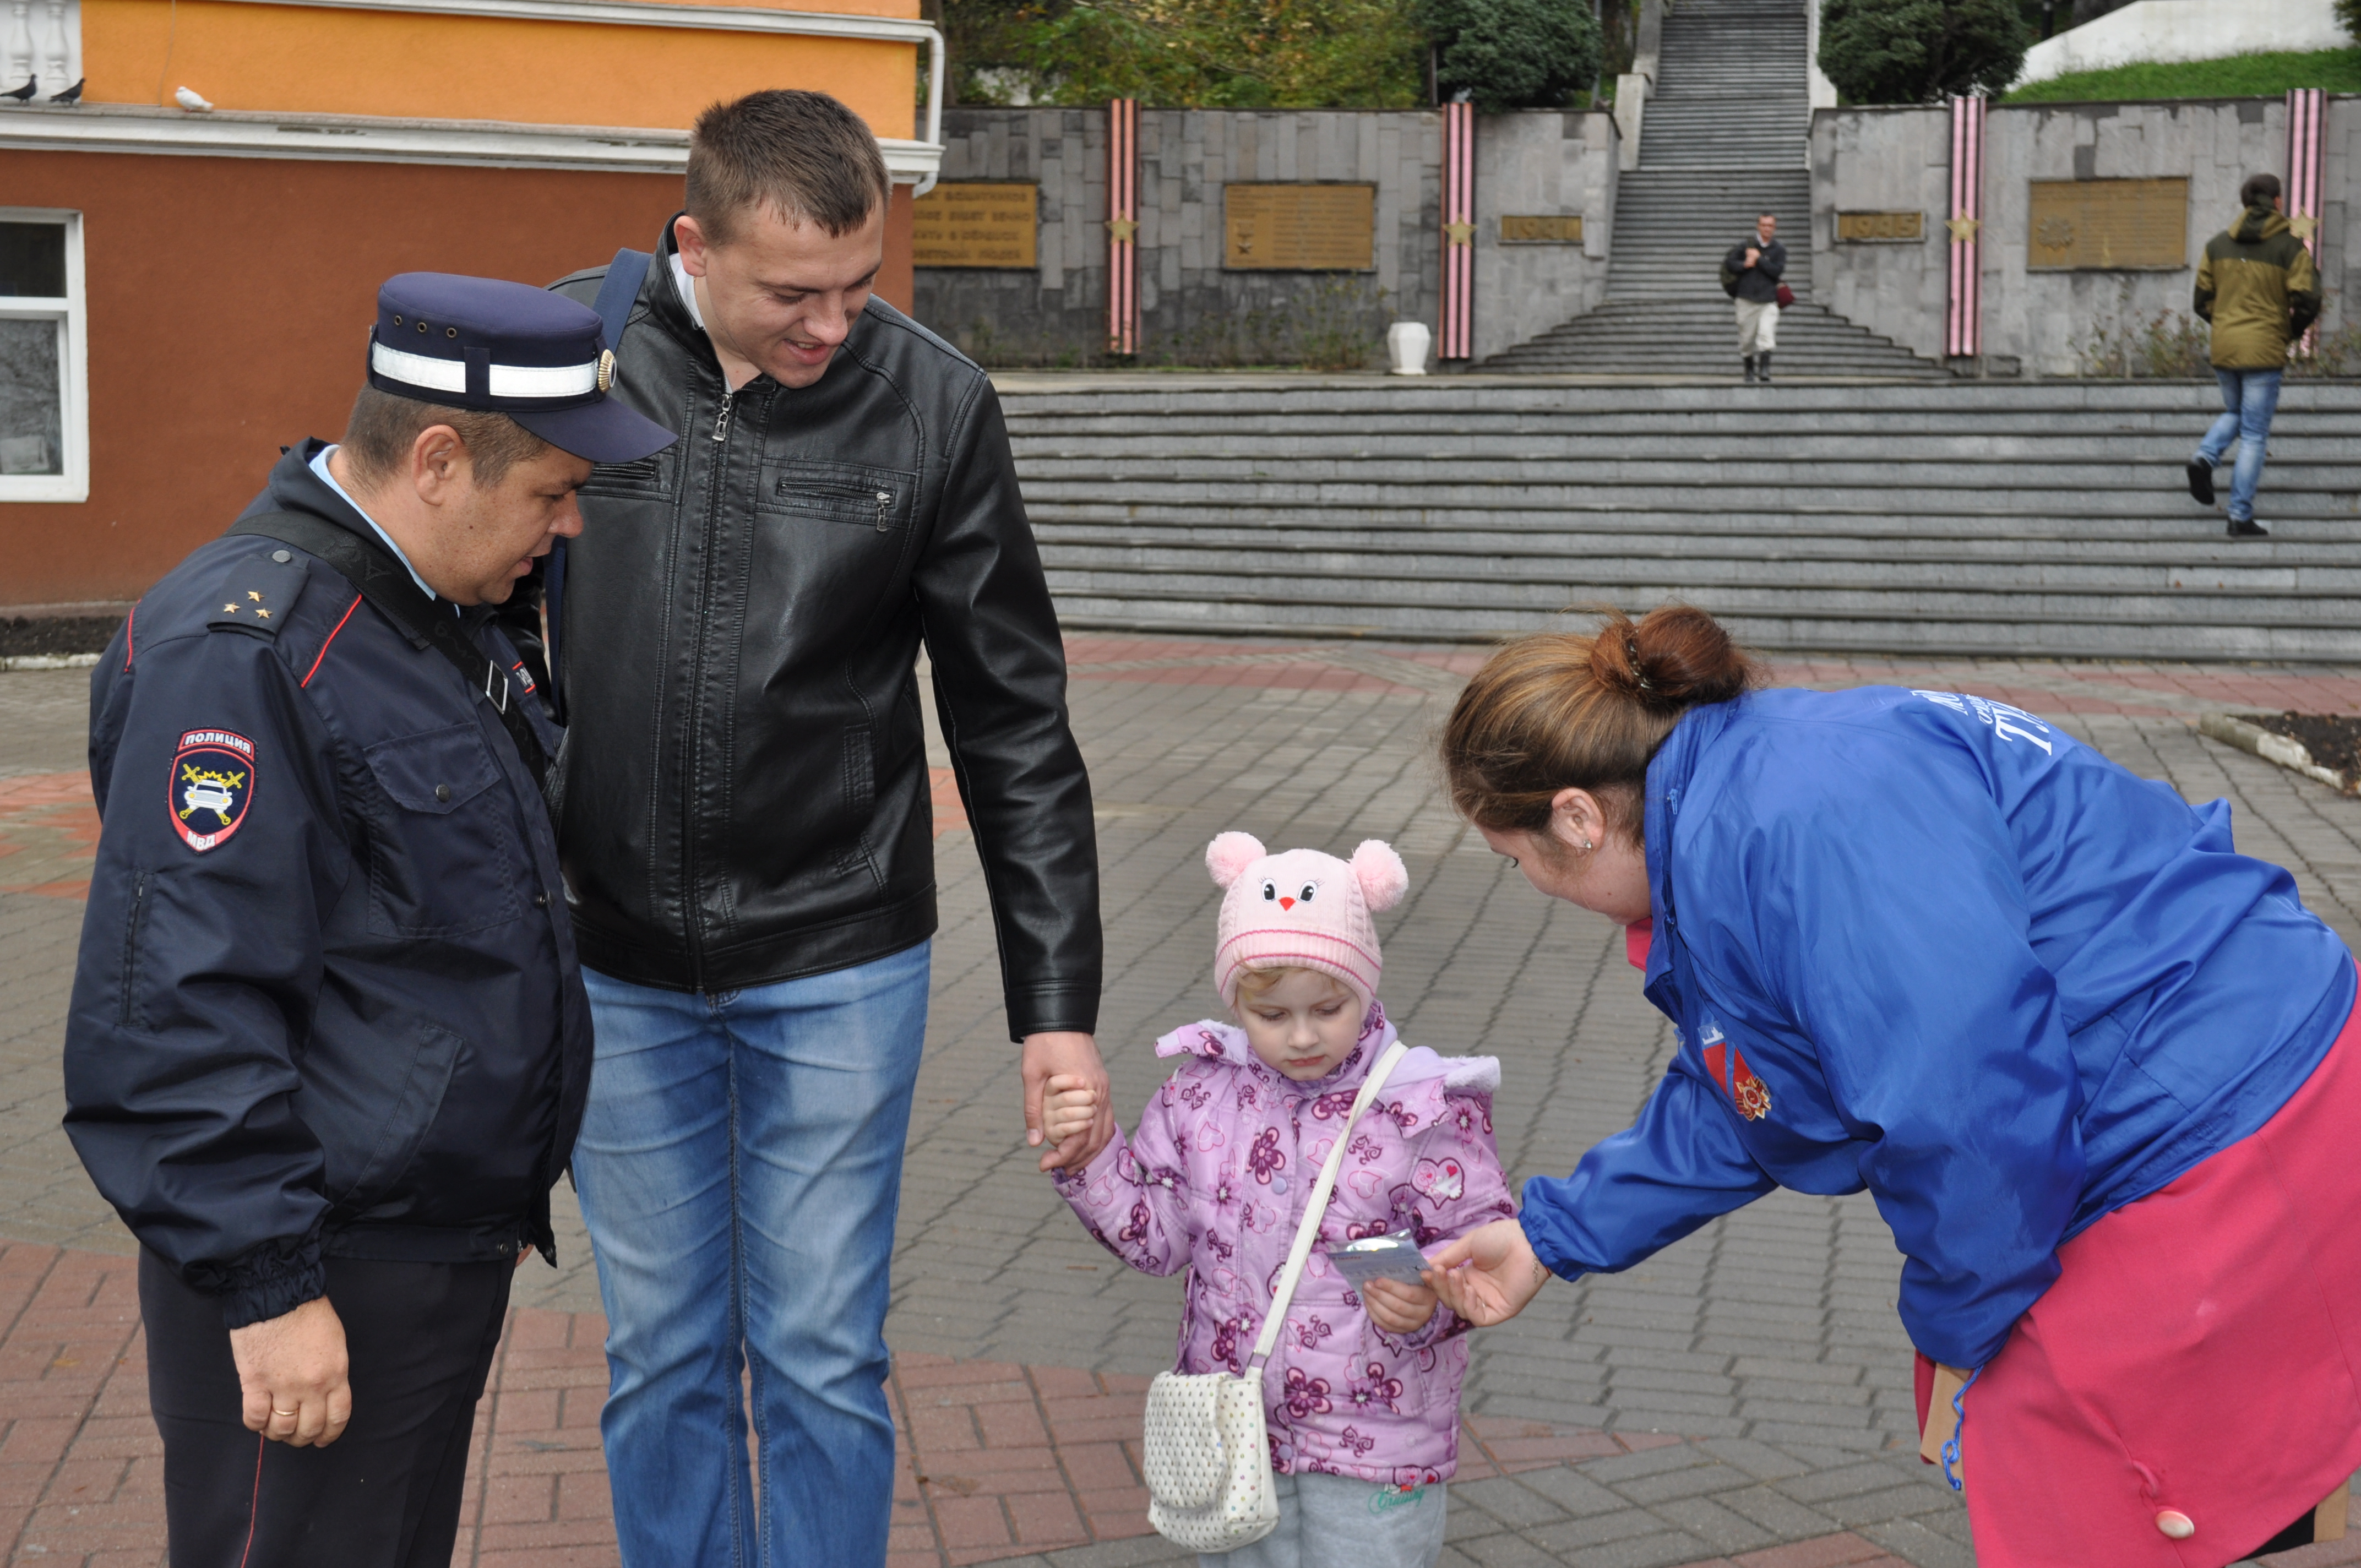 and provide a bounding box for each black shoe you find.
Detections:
[1758,352,1773,383]
[2227,518,2269,538]
[2186,460,2216,505]
[1742,356,1756,383]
